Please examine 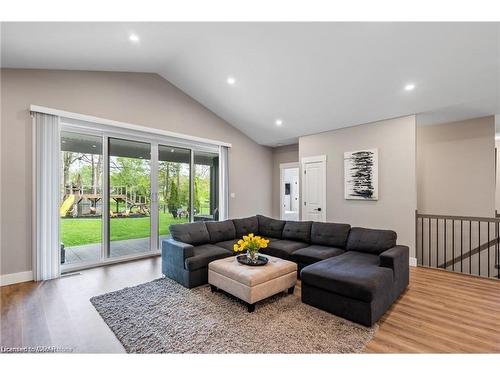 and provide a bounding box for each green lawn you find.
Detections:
[61,212,188,247]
